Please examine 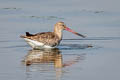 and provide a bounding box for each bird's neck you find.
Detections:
[53,26,63,40]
